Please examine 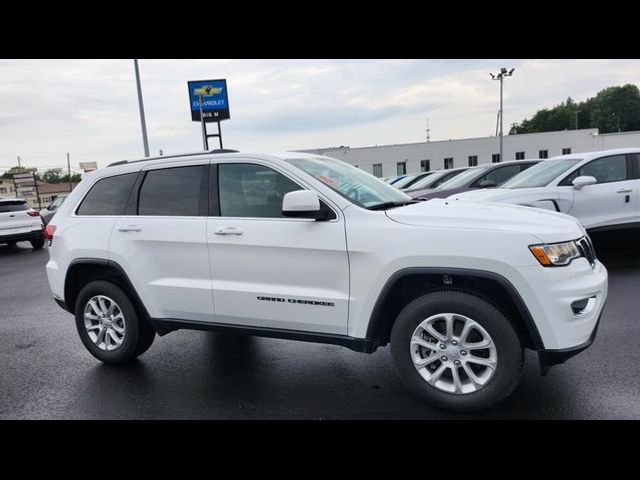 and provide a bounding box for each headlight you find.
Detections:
[529,240,581,266]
